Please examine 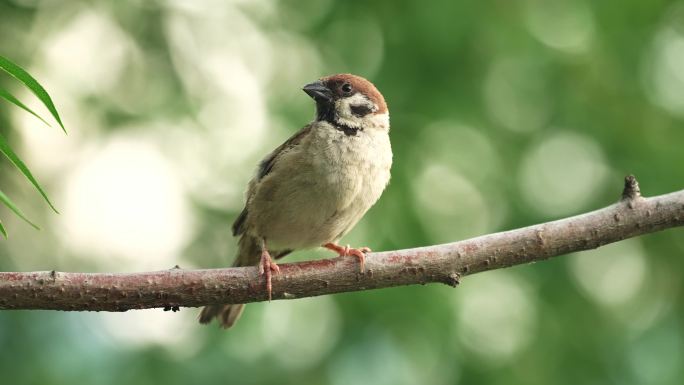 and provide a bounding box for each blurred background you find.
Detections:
[1,0,684,384]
